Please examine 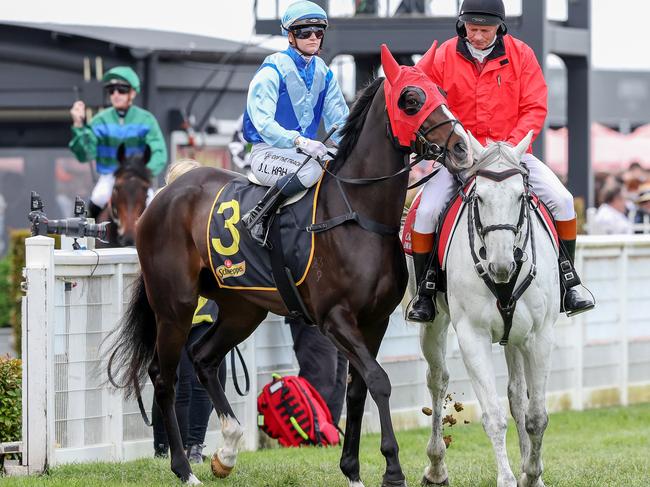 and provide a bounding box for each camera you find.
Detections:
[28,192,110,243]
